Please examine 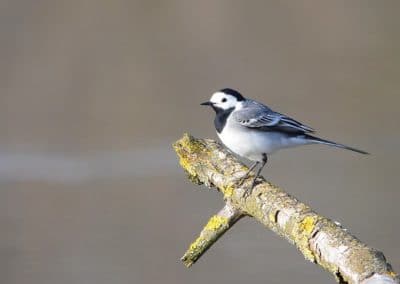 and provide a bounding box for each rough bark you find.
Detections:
[173,133,399,284]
